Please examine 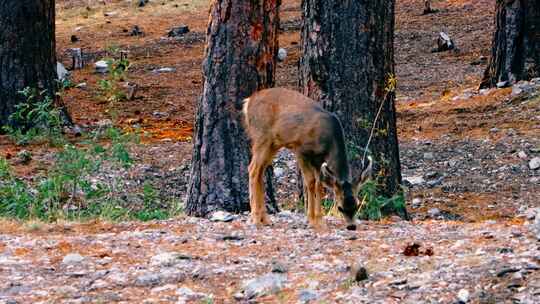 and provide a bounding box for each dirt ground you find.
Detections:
[1,0,540,303]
